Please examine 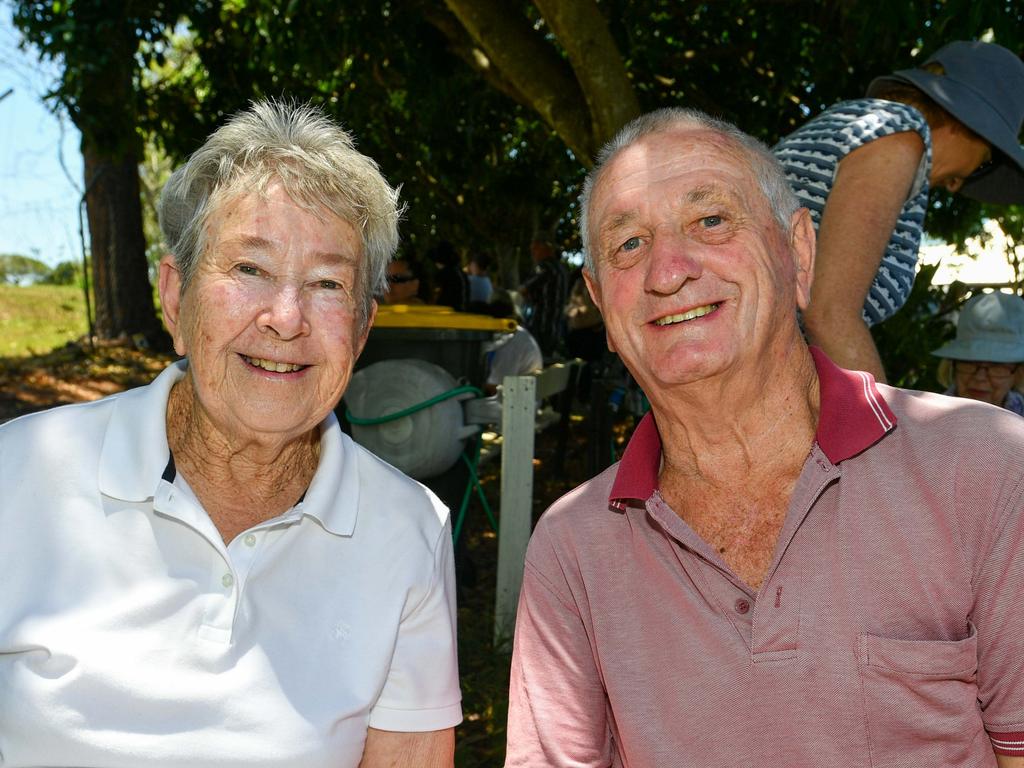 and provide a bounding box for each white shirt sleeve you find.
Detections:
[368,518,463,731]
